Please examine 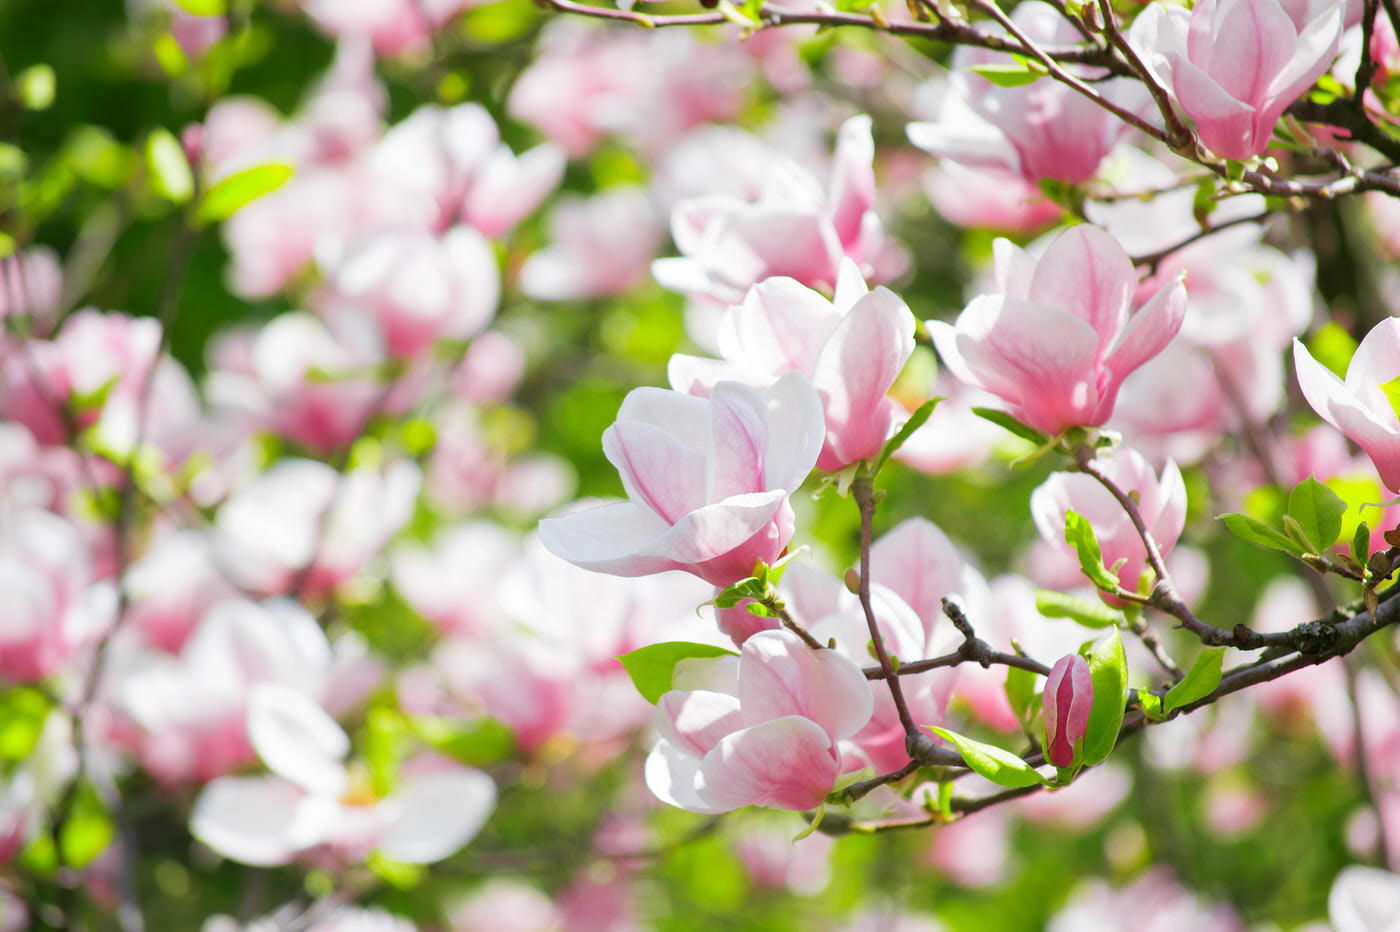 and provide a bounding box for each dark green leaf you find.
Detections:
[618,642,738,704]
